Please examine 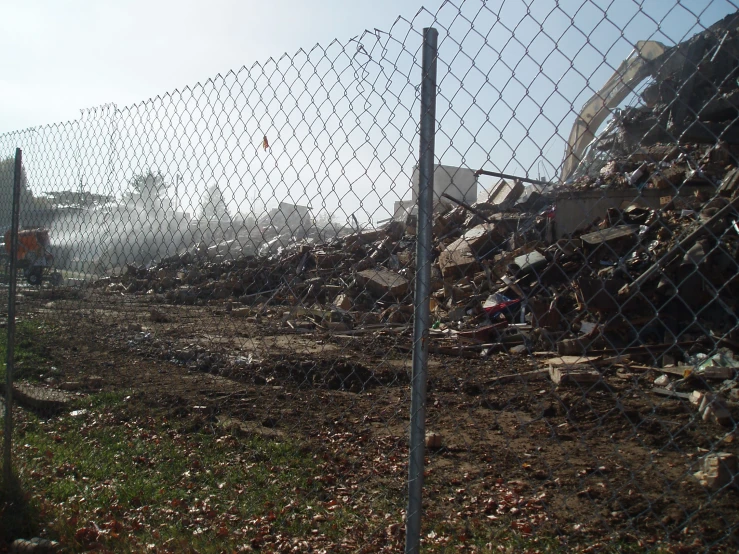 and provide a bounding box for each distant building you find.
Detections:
[43,190,116,208]
[261,202,311,237]
[393,164,479,220]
